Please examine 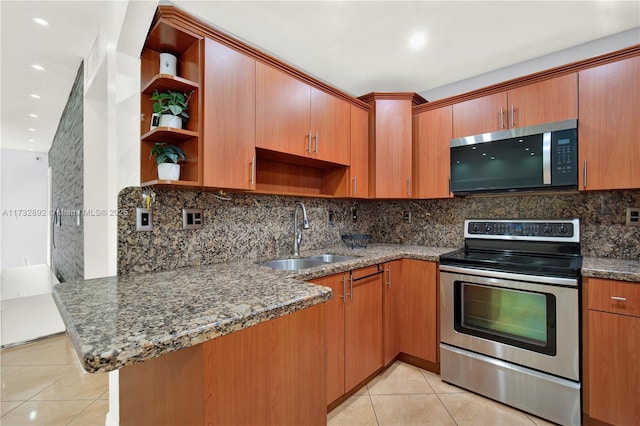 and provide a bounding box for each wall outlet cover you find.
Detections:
[626,207,640,226]
[183,208,204,230]
[136,208,152,231]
